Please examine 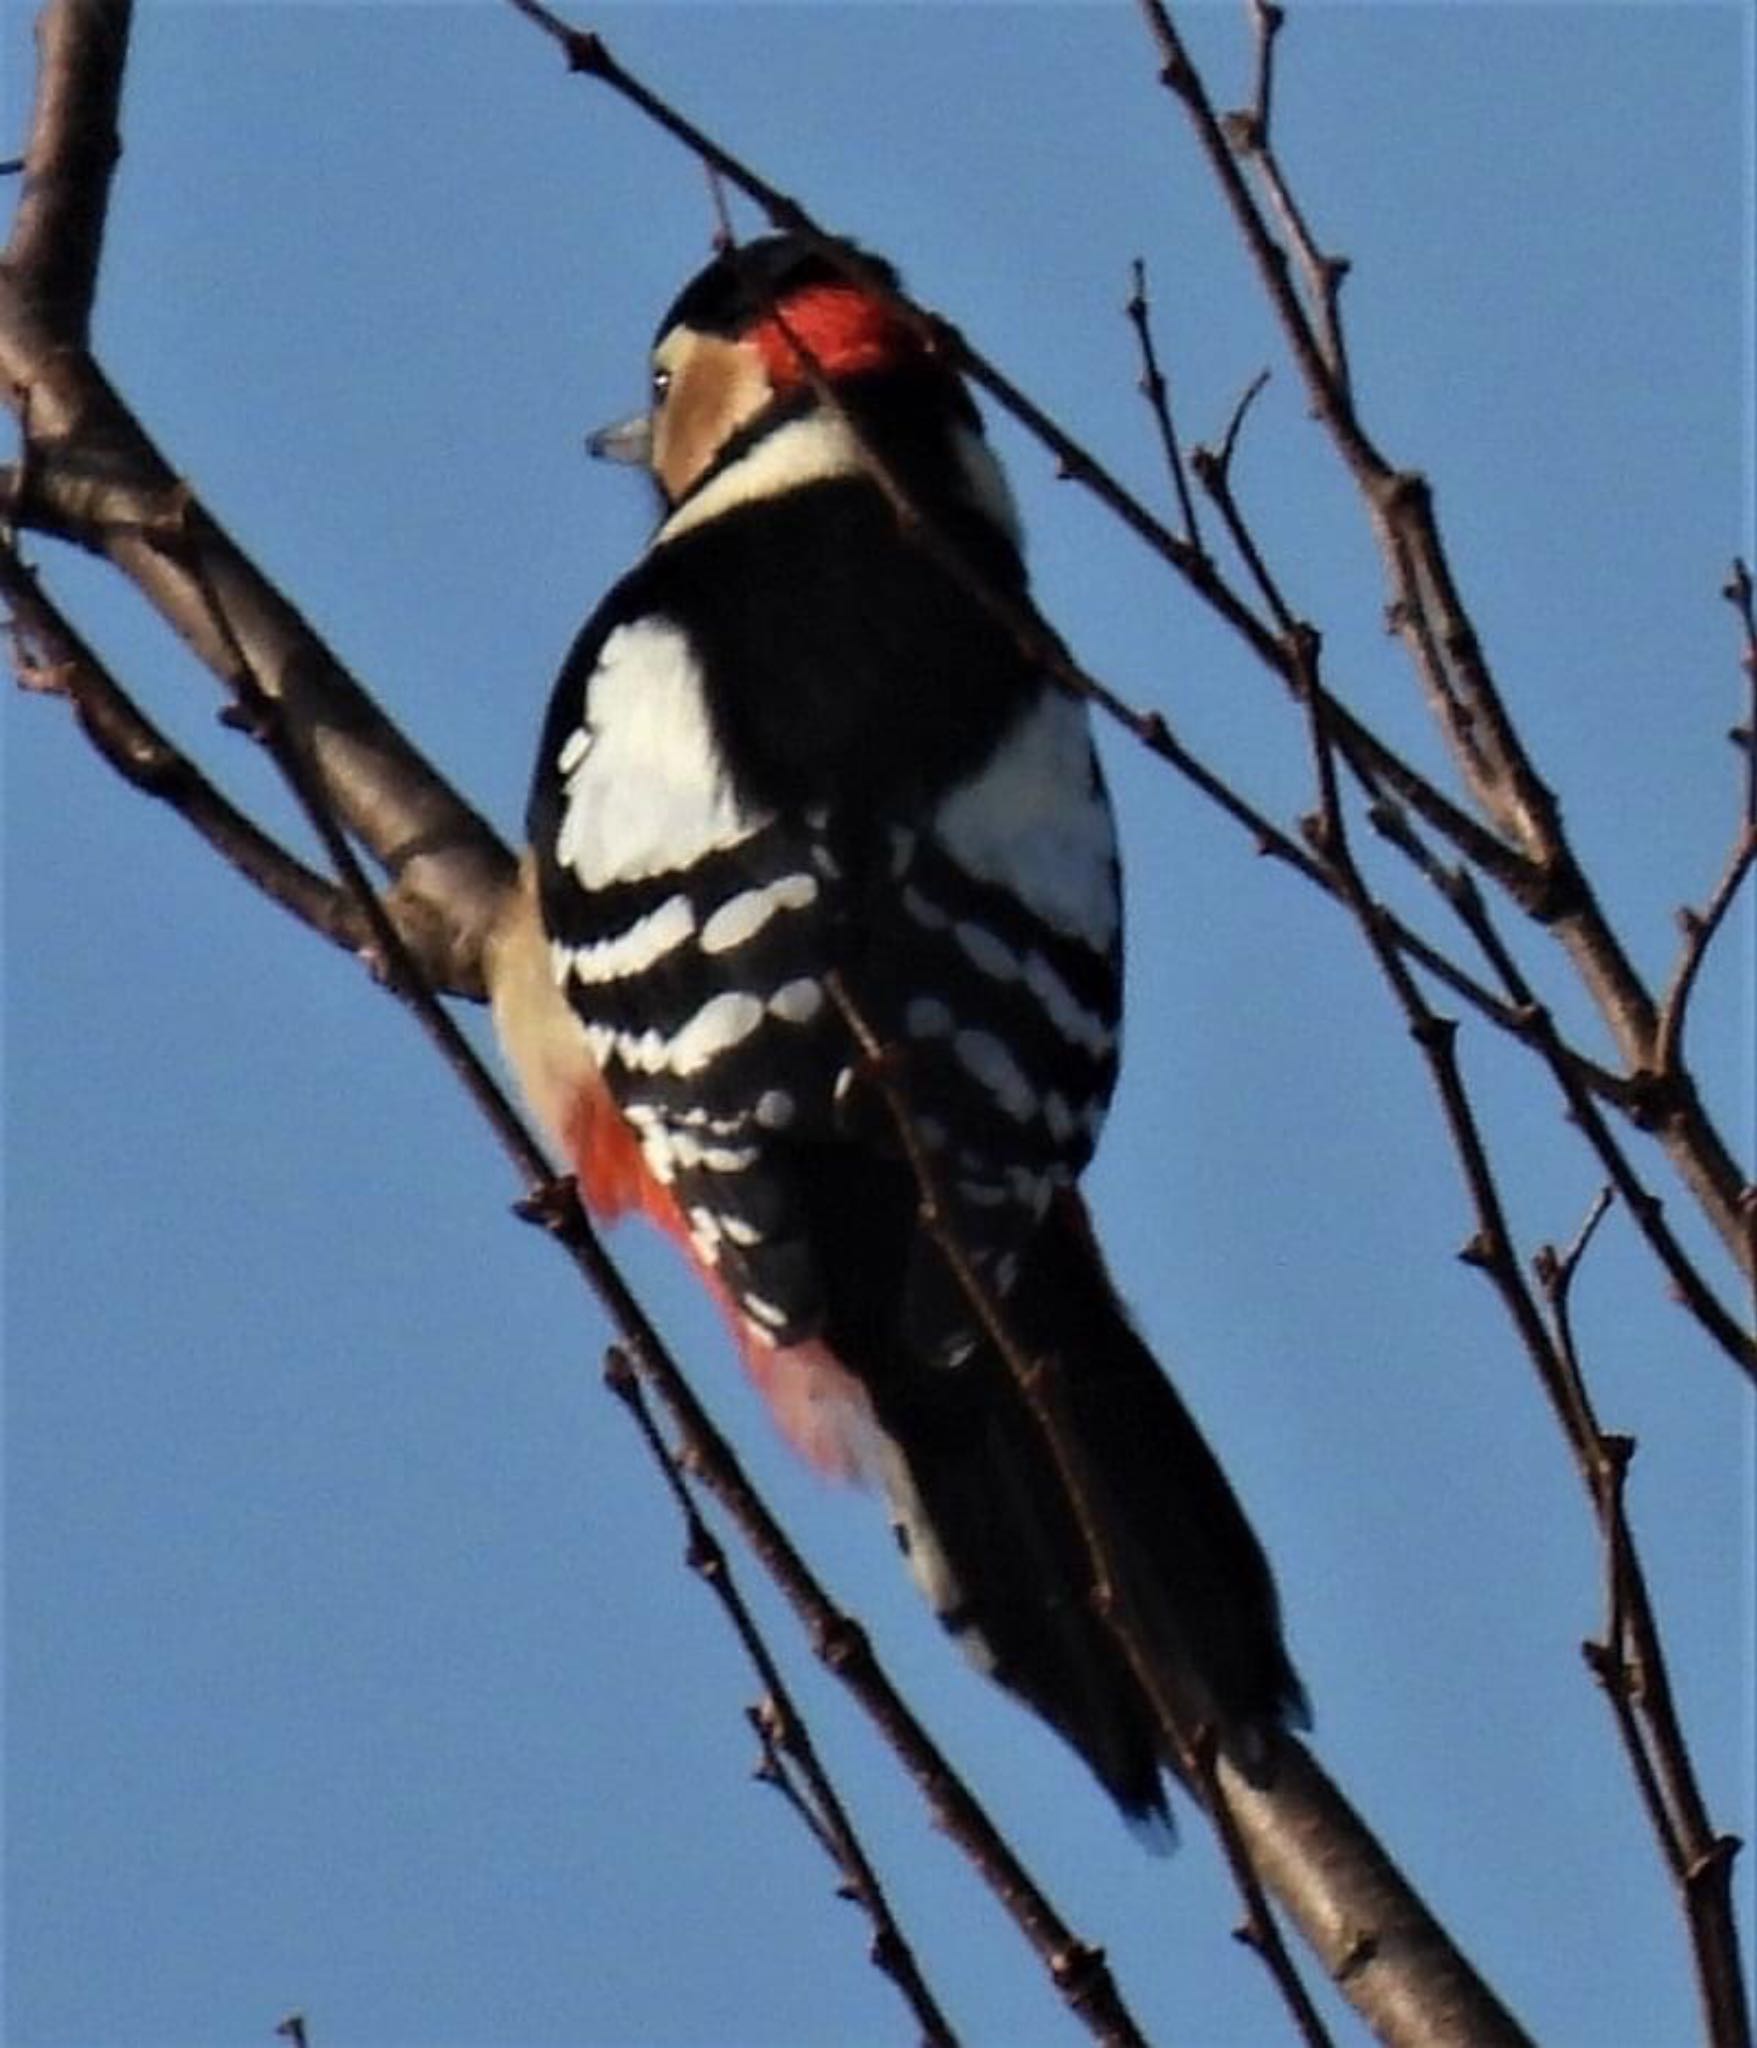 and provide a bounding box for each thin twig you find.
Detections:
[1290,637,1749,2048]
[1136,0,1750,1271]
[1534,1201,1753,2048]
[1220,0,1351,397]
[1359,791,1753,1377]
[1655,562,1757,1090]
[1123,258,1205,553]
[603,1347,960,2048]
